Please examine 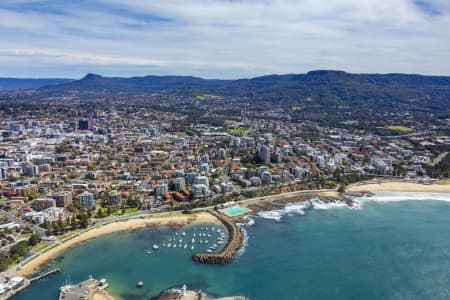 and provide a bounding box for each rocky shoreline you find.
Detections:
[192,211,244,265]
[244,190,361,213]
